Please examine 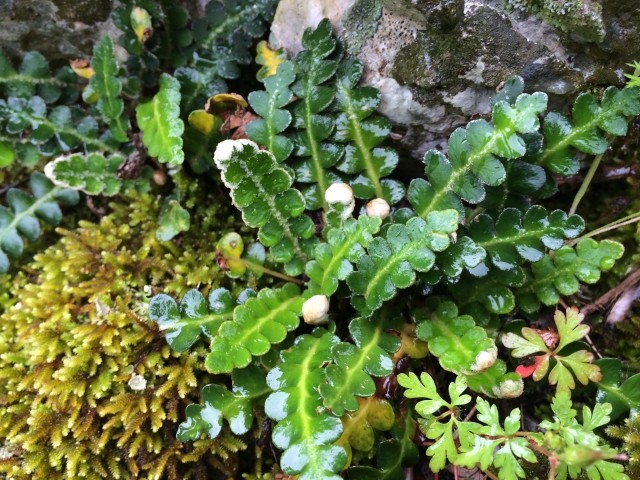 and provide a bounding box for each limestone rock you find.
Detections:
[0,0,113,62]
[271,0,640,158]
